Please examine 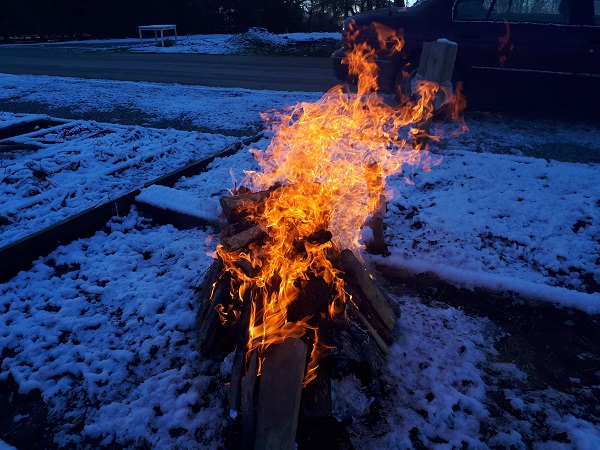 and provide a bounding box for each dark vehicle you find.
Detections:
[331,0,600,107]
